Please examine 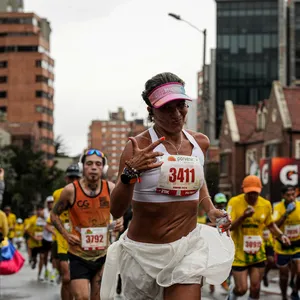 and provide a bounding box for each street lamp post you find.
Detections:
[168,13,207,133]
